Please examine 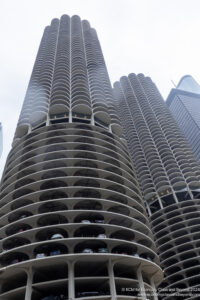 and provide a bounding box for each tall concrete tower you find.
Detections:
[114,73,200,300]
[0,17,162,300]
